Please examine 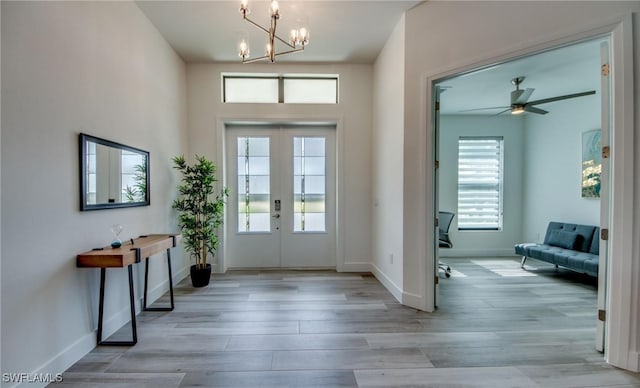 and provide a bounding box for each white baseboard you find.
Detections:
[402,290,427,312]
[341,262,372,273]
[11,303,132,388]
[631,351,640,373]
[11,332,96,388]
[369,263,402,303]
[14,264,191,388]
[440,248,516,257]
